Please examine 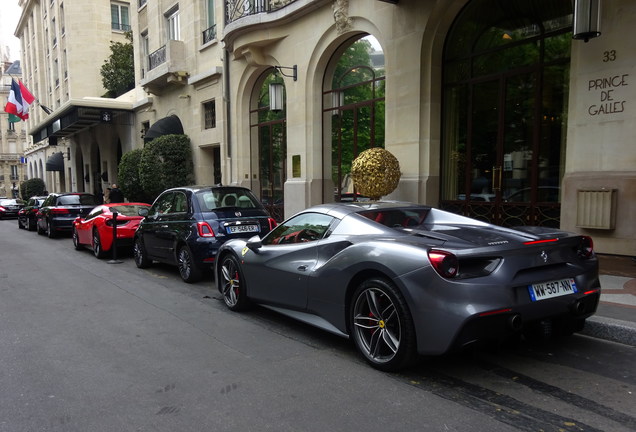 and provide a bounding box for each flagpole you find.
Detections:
[6,73,51,115]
